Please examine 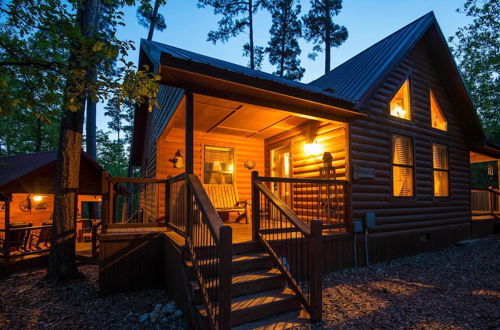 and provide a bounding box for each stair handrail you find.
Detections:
[251,171,322,322]
[185,174,232,330]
